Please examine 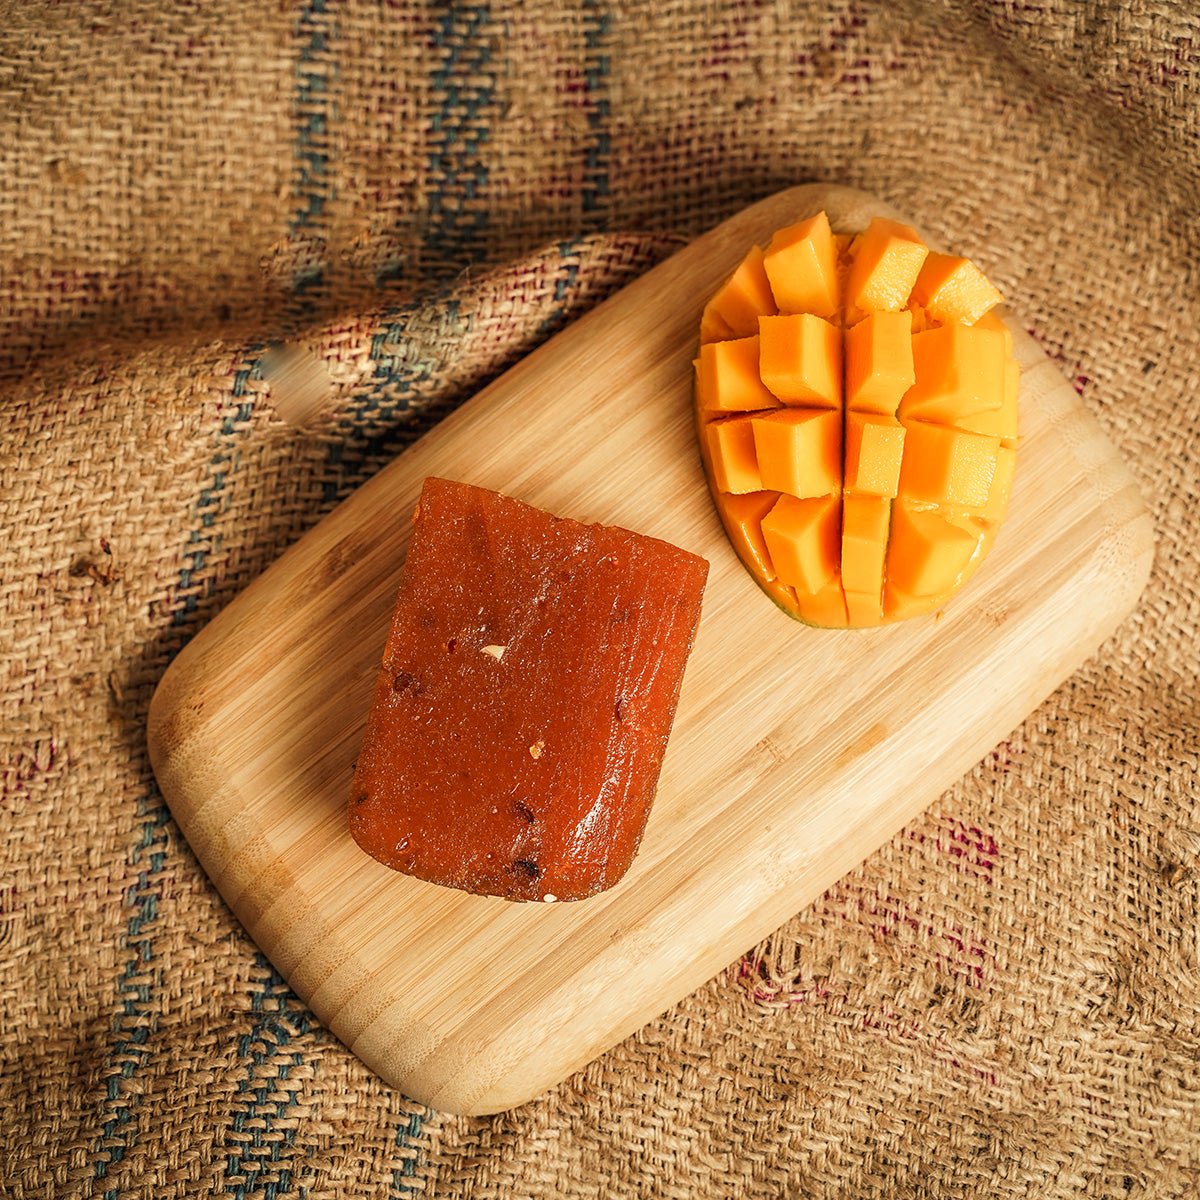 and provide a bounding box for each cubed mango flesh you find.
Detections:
[795,576,850,627]
[700,305,737,345]
[896,423,1001,511]
[885,501,981,598]
[844,413,906,498]
[911,252,1003,327]
[762,211,840,320]
[844,308,915,415]
[973,309,1015,355]
[946,357,1019,440]
[844,218,929,318]
[694,336,781,415]
[751,407,842,499]
[704,416,763,495]
[694,210,1019,627]
[758,313,842,407]
[716,490,782,582]
[760,493,842,596]
[841,492,890,597]
[981,444,1018,525]
[899,323,1008,425]
[702,244,778,339]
